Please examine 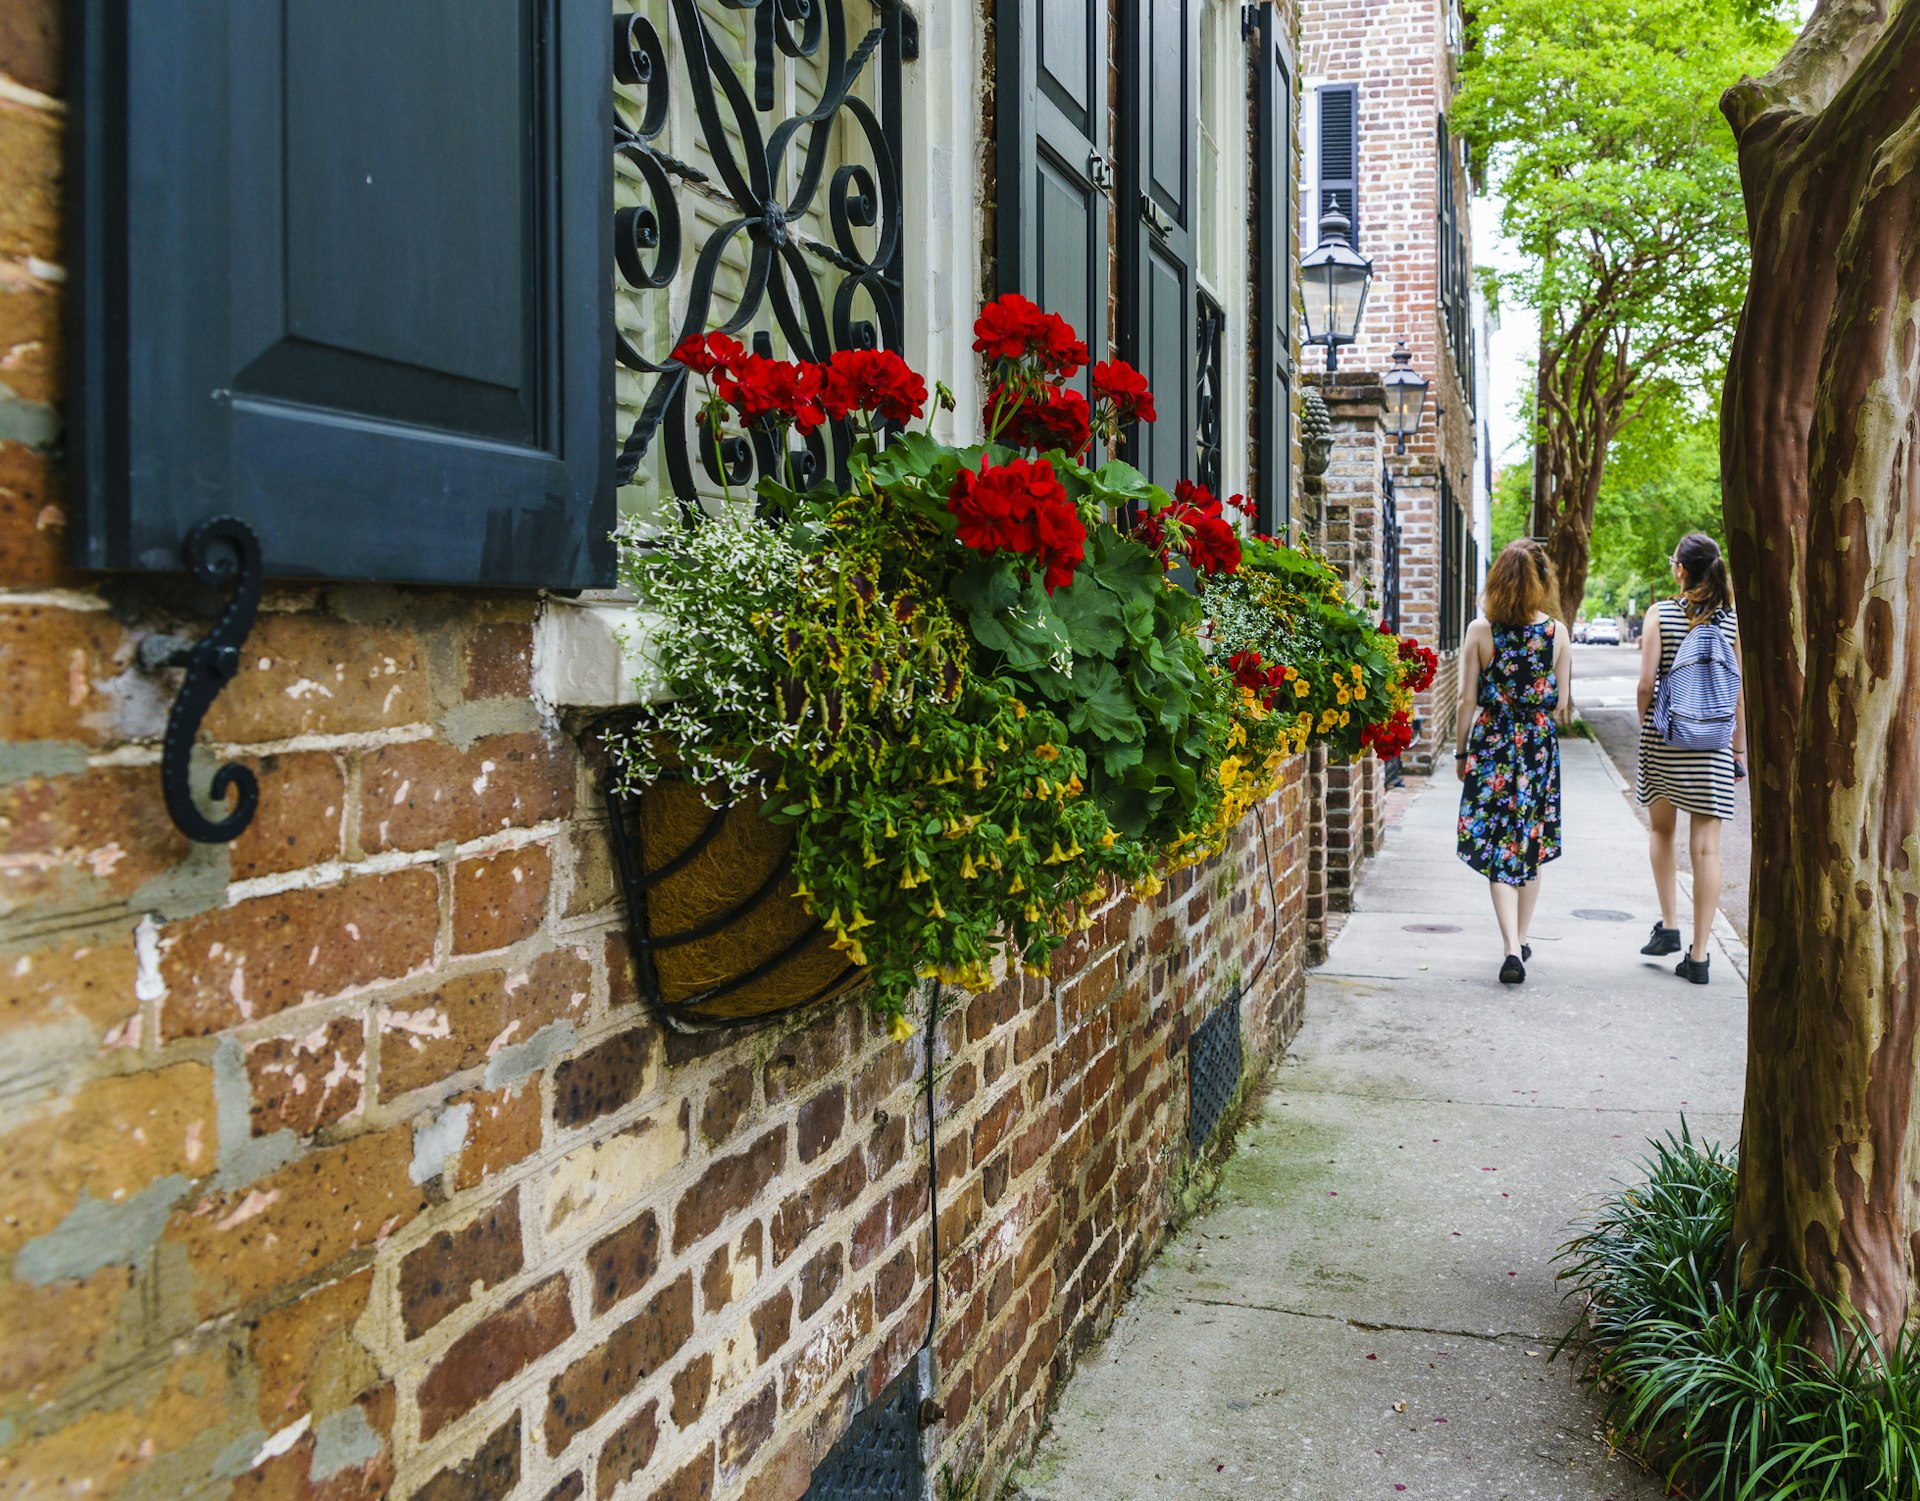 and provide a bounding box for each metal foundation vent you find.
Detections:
[802,1355,926,1501]
[1188,994,1244,1153]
